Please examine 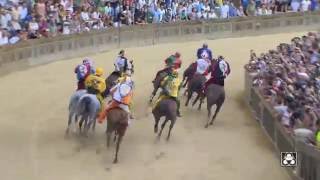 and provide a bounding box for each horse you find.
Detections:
[105,108,130,164]
[103,60,134,98]
[184,73,207,110]
[182,63,195,88]
[150,70,169,103]
[66,89,87,135]
[152,98,178,141]
[198,83,225,128]
[75,94,101,136]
